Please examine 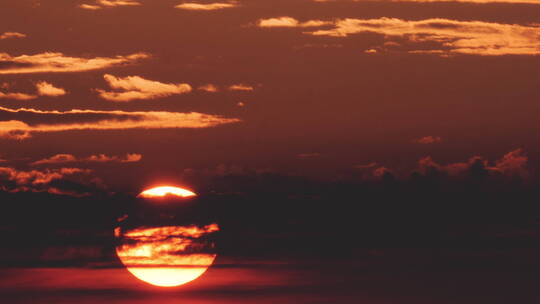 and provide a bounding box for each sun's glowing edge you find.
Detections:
[122,256,216,287]
[138,186,196,198]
